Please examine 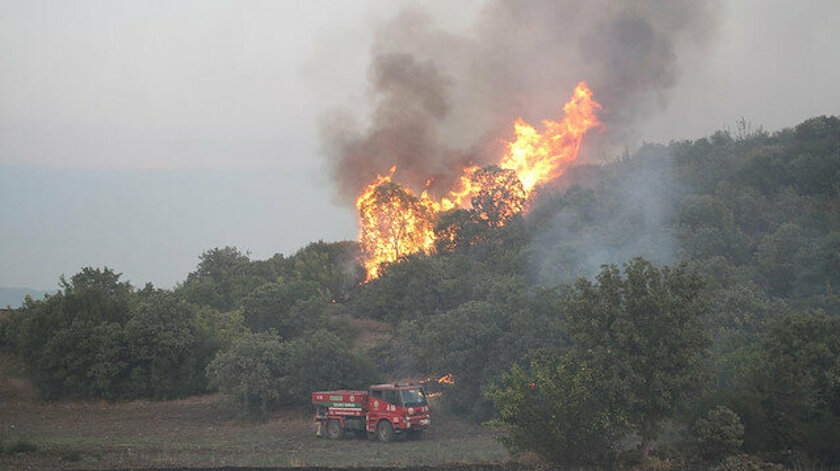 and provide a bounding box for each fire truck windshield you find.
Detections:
[400,389,427,408]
